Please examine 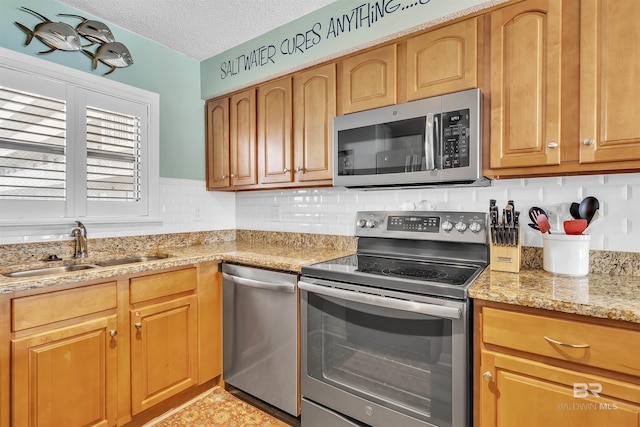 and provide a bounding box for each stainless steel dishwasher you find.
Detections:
[222,262,299,416]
